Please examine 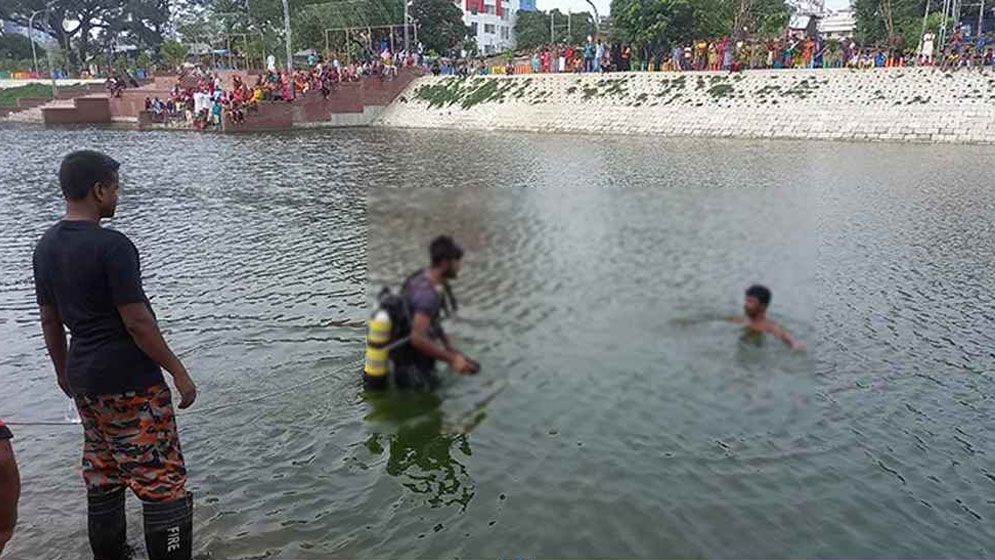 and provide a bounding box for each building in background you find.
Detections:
[818,9,856,40]
[459,0,522,55]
